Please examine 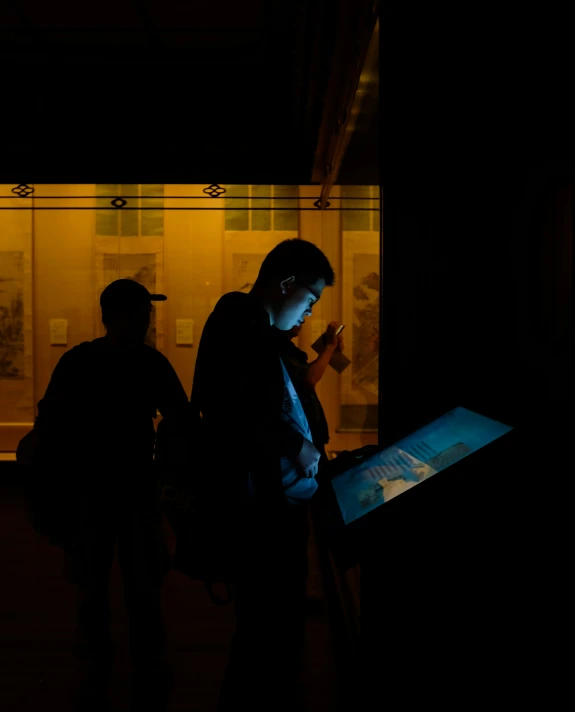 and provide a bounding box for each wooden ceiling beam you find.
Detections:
[311,0,379,199]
